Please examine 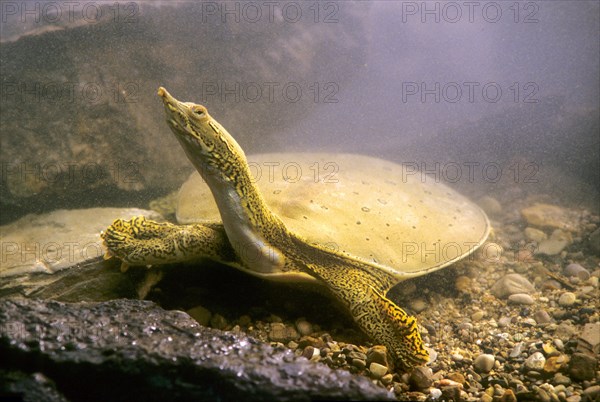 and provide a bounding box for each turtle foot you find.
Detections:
[101,216,182,266]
